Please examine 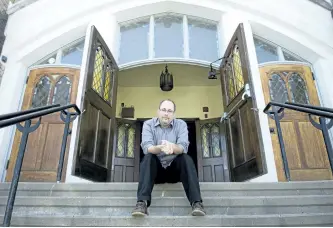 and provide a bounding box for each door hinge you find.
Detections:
[6,160,9,170]
[25,75,29,84]
[312,72,316,80]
